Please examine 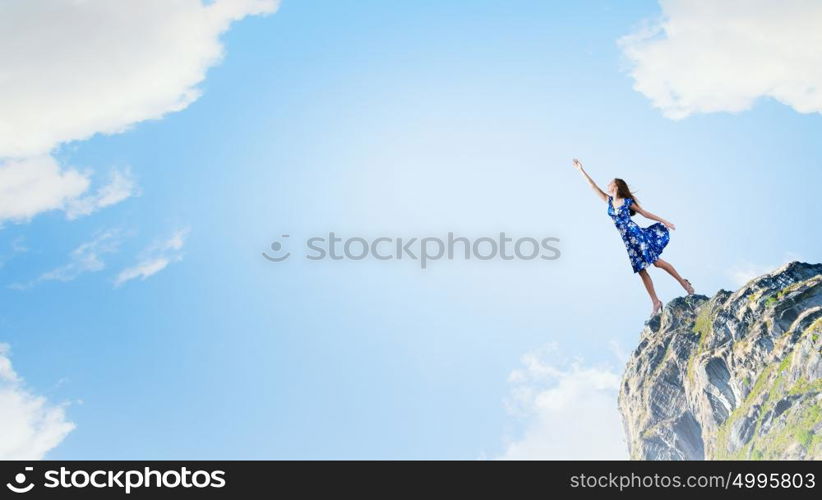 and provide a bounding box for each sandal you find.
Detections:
[651,299,663,317]
[683,279,695,295]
